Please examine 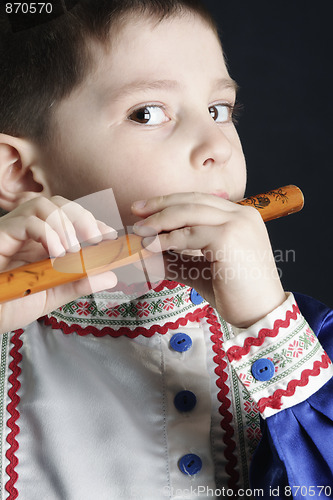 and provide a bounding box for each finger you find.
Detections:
[21,196,115,251]
[50,196,117,246]
[96,221,119,240]
[0,202,117,262]
[0,214,67,258]
[131,192,237,216]
[17,197,81,252]
[141,225,220,258]
[133,204,236,236]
